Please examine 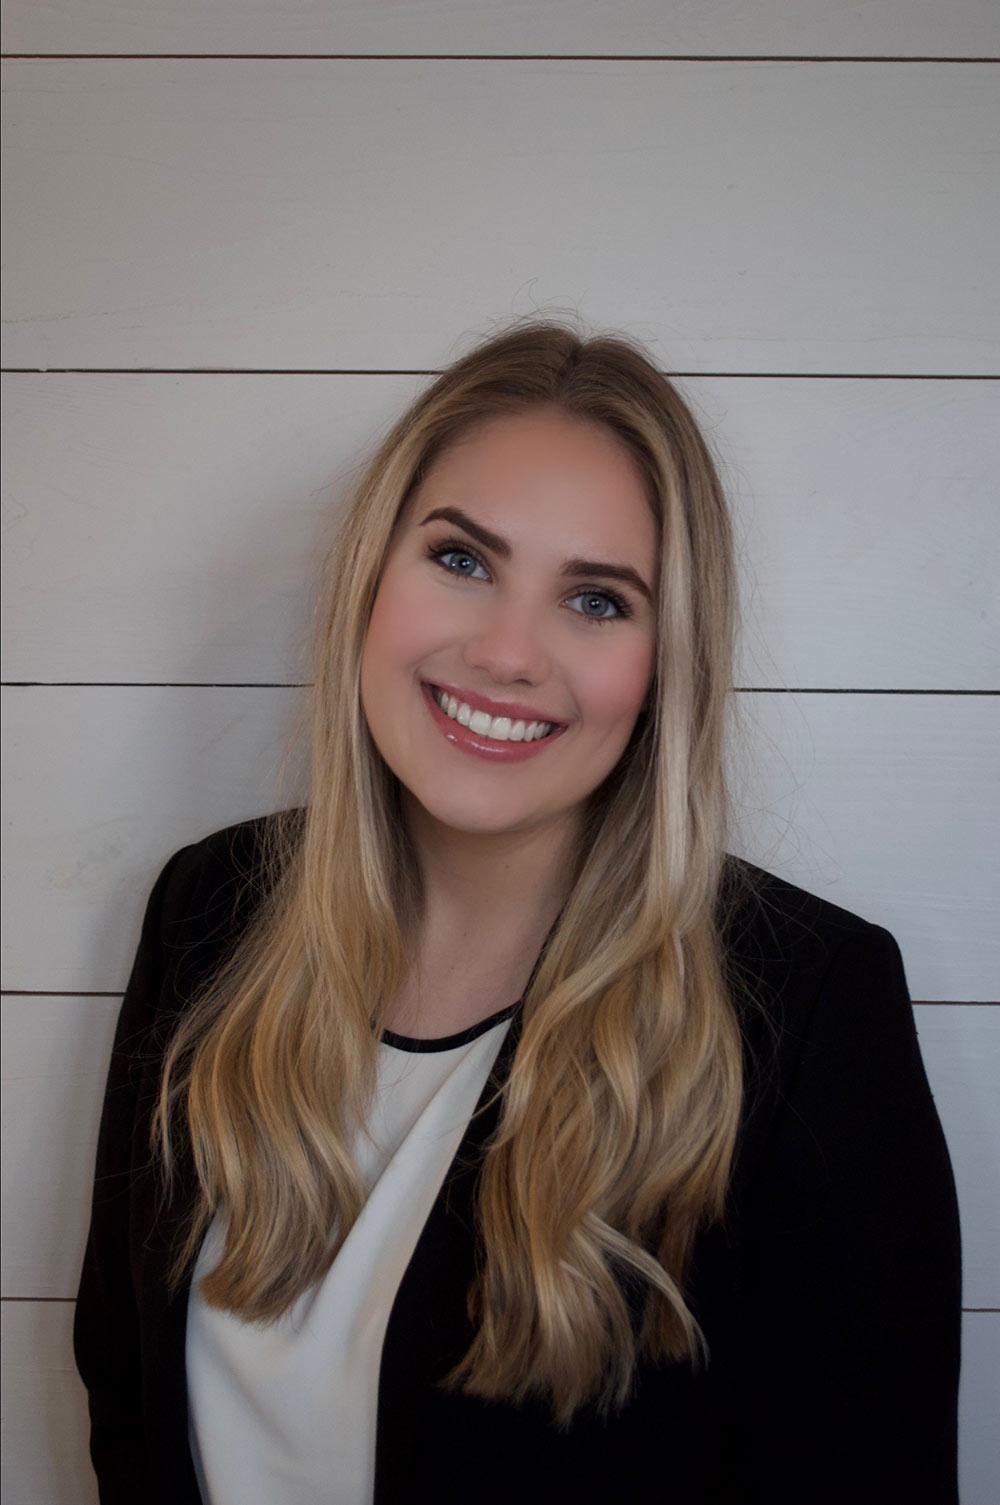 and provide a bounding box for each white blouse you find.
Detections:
[185,1006,514,1505]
